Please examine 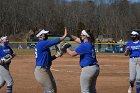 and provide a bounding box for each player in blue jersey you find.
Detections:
[34,28,67,93]
[0,36,15,93]
[65,29,100,93]
[124,31,140,93]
